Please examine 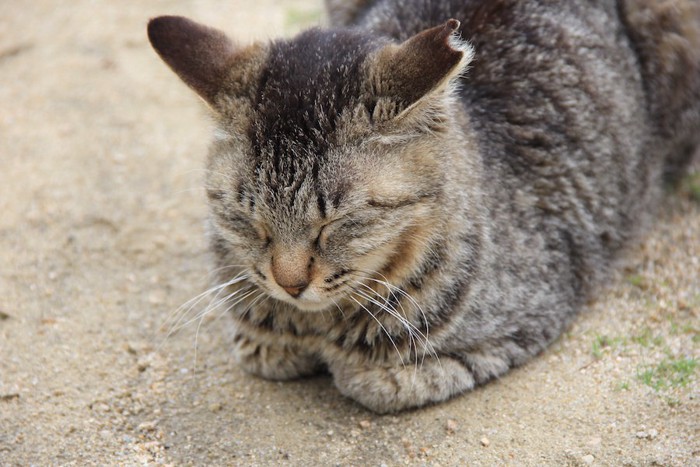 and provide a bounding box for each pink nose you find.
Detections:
[270,247,311,299]
[281,282,308,298]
